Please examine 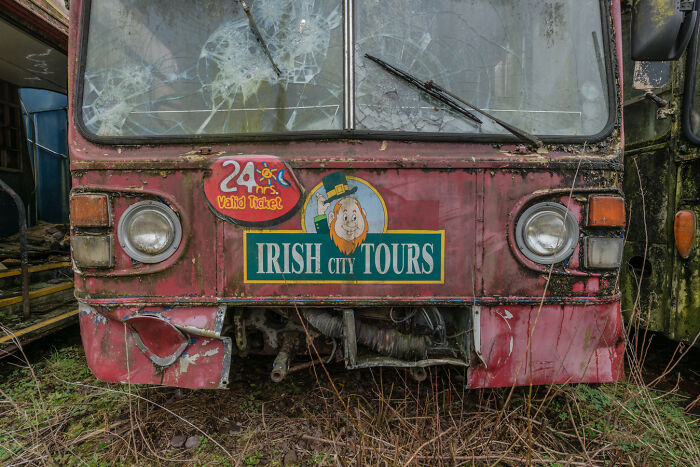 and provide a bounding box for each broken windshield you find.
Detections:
[79,0,611,139]
[81,0,343,136]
